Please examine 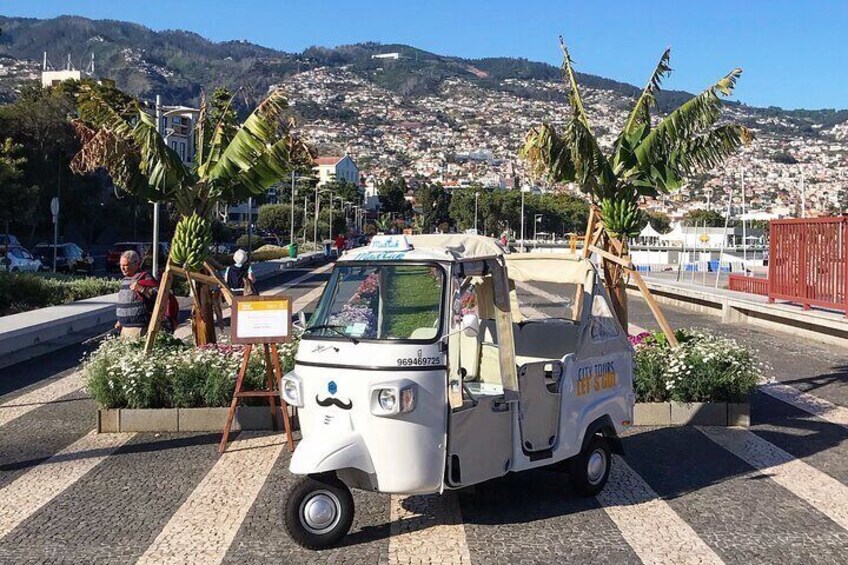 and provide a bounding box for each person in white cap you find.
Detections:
[224,249,256,295]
